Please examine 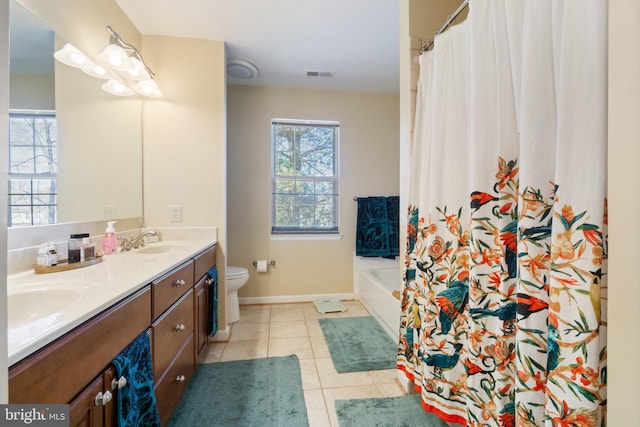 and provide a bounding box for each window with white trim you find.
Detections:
[8,111,58,227]
[271,119,339,235]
